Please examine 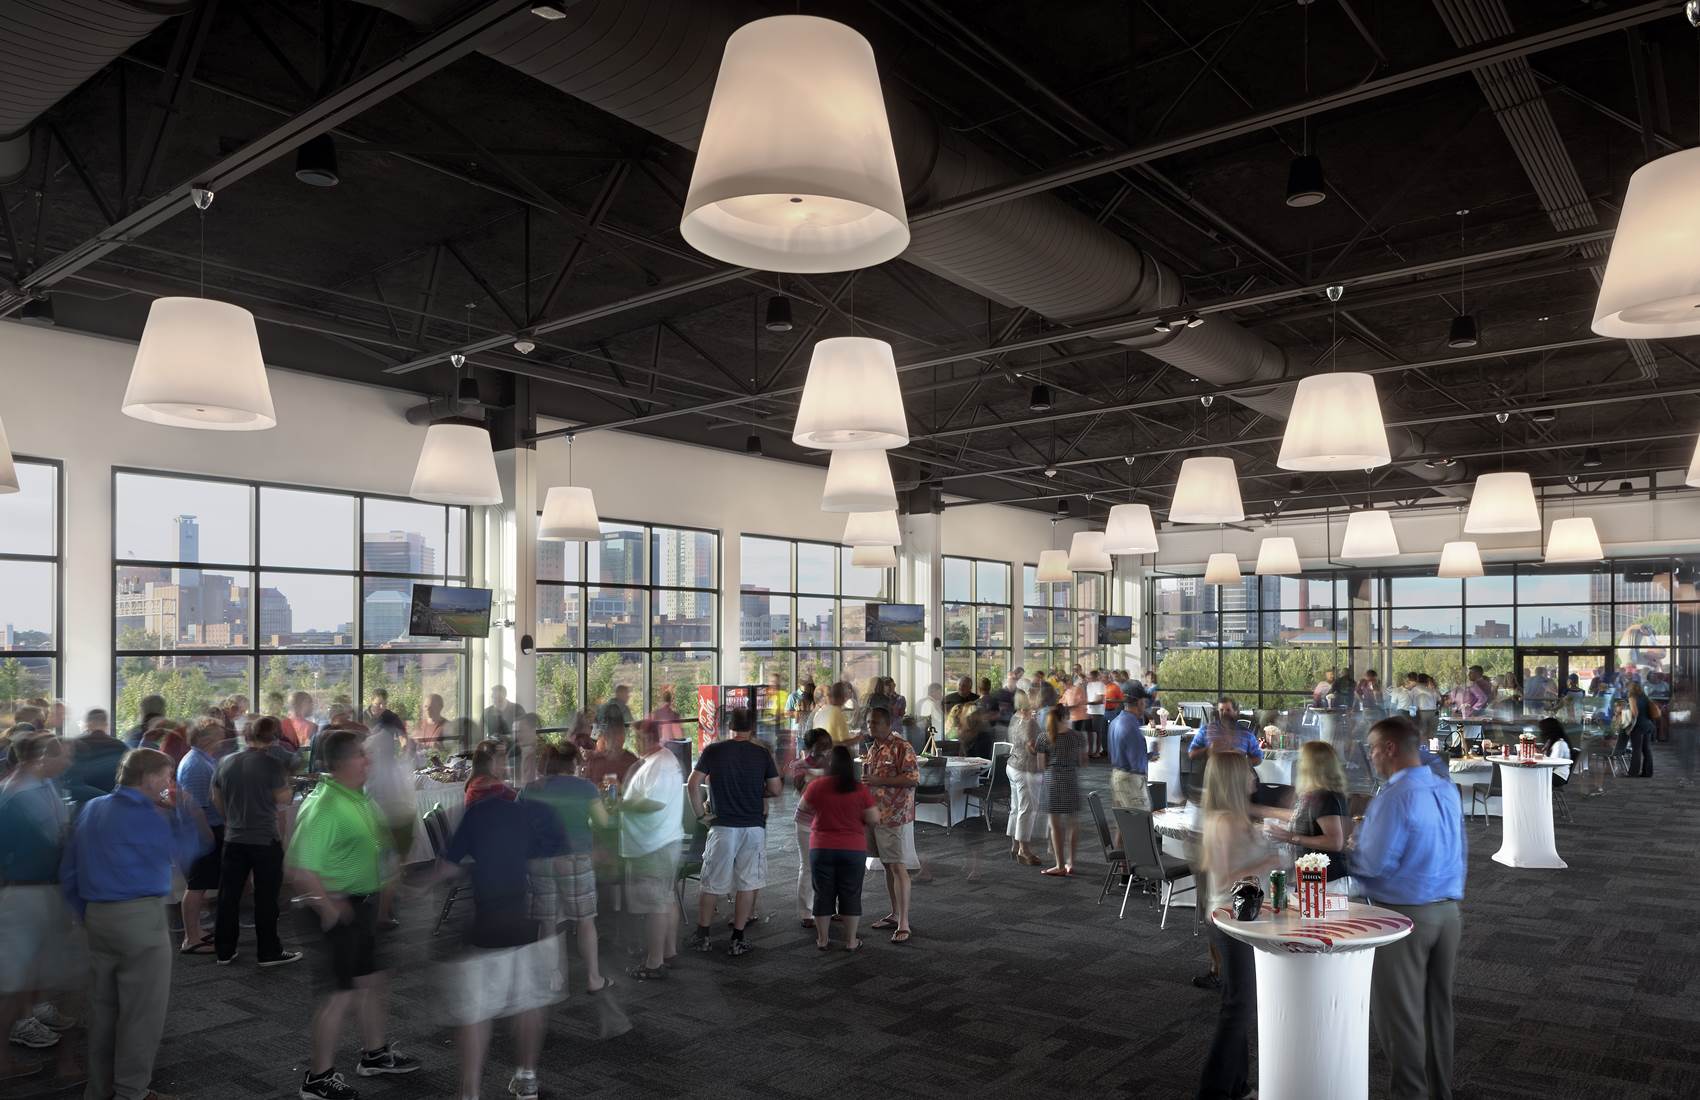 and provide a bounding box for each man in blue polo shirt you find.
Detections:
[1354,714,1466,1100]
[1106,693,1153,811]
[1186,697,1263,764]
